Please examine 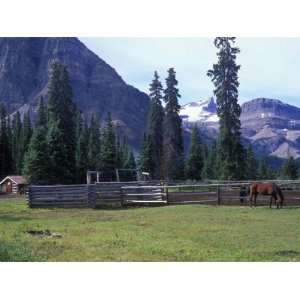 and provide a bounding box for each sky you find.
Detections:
[80,38,300,107]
